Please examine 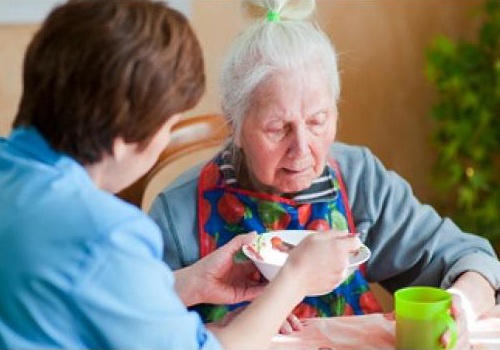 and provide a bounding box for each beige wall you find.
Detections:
[0,24,38,134]
[0,0,480,202]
